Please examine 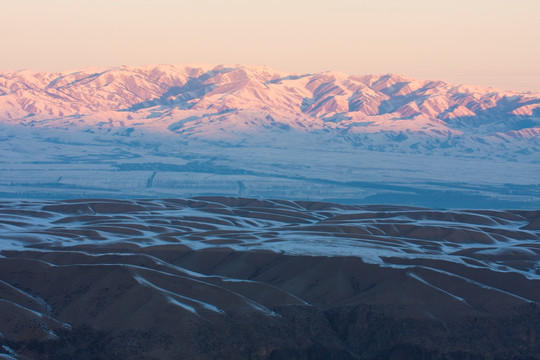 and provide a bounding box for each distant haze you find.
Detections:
[1,0,539,92]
